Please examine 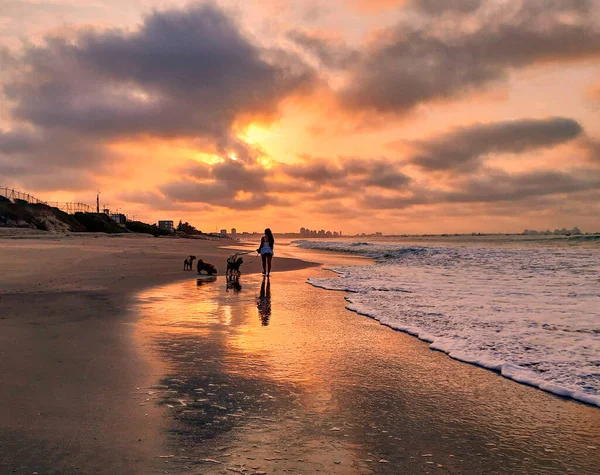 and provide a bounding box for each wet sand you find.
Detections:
[135,267,599,474]
[0,233,315,474]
